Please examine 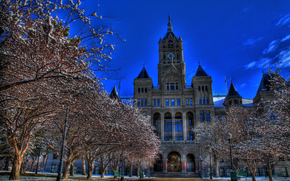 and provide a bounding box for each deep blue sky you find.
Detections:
[81,0,290,99]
